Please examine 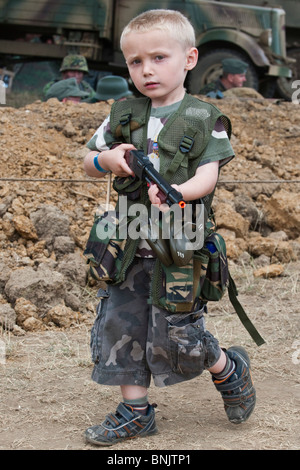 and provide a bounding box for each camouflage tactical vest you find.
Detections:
[103,94,231,309]
[109,93,231,185]
[109,93,231,217]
